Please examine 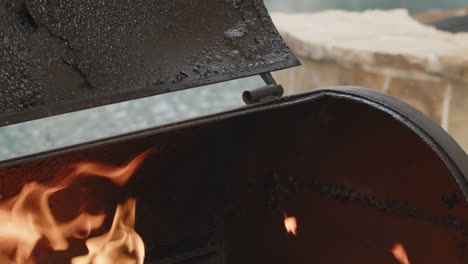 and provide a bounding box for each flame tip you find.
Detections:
[391,242,411,264]
[283,211,298,236]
